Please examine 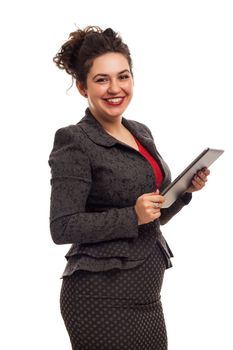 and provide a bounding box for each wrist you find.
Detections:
[134,205,143,225]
